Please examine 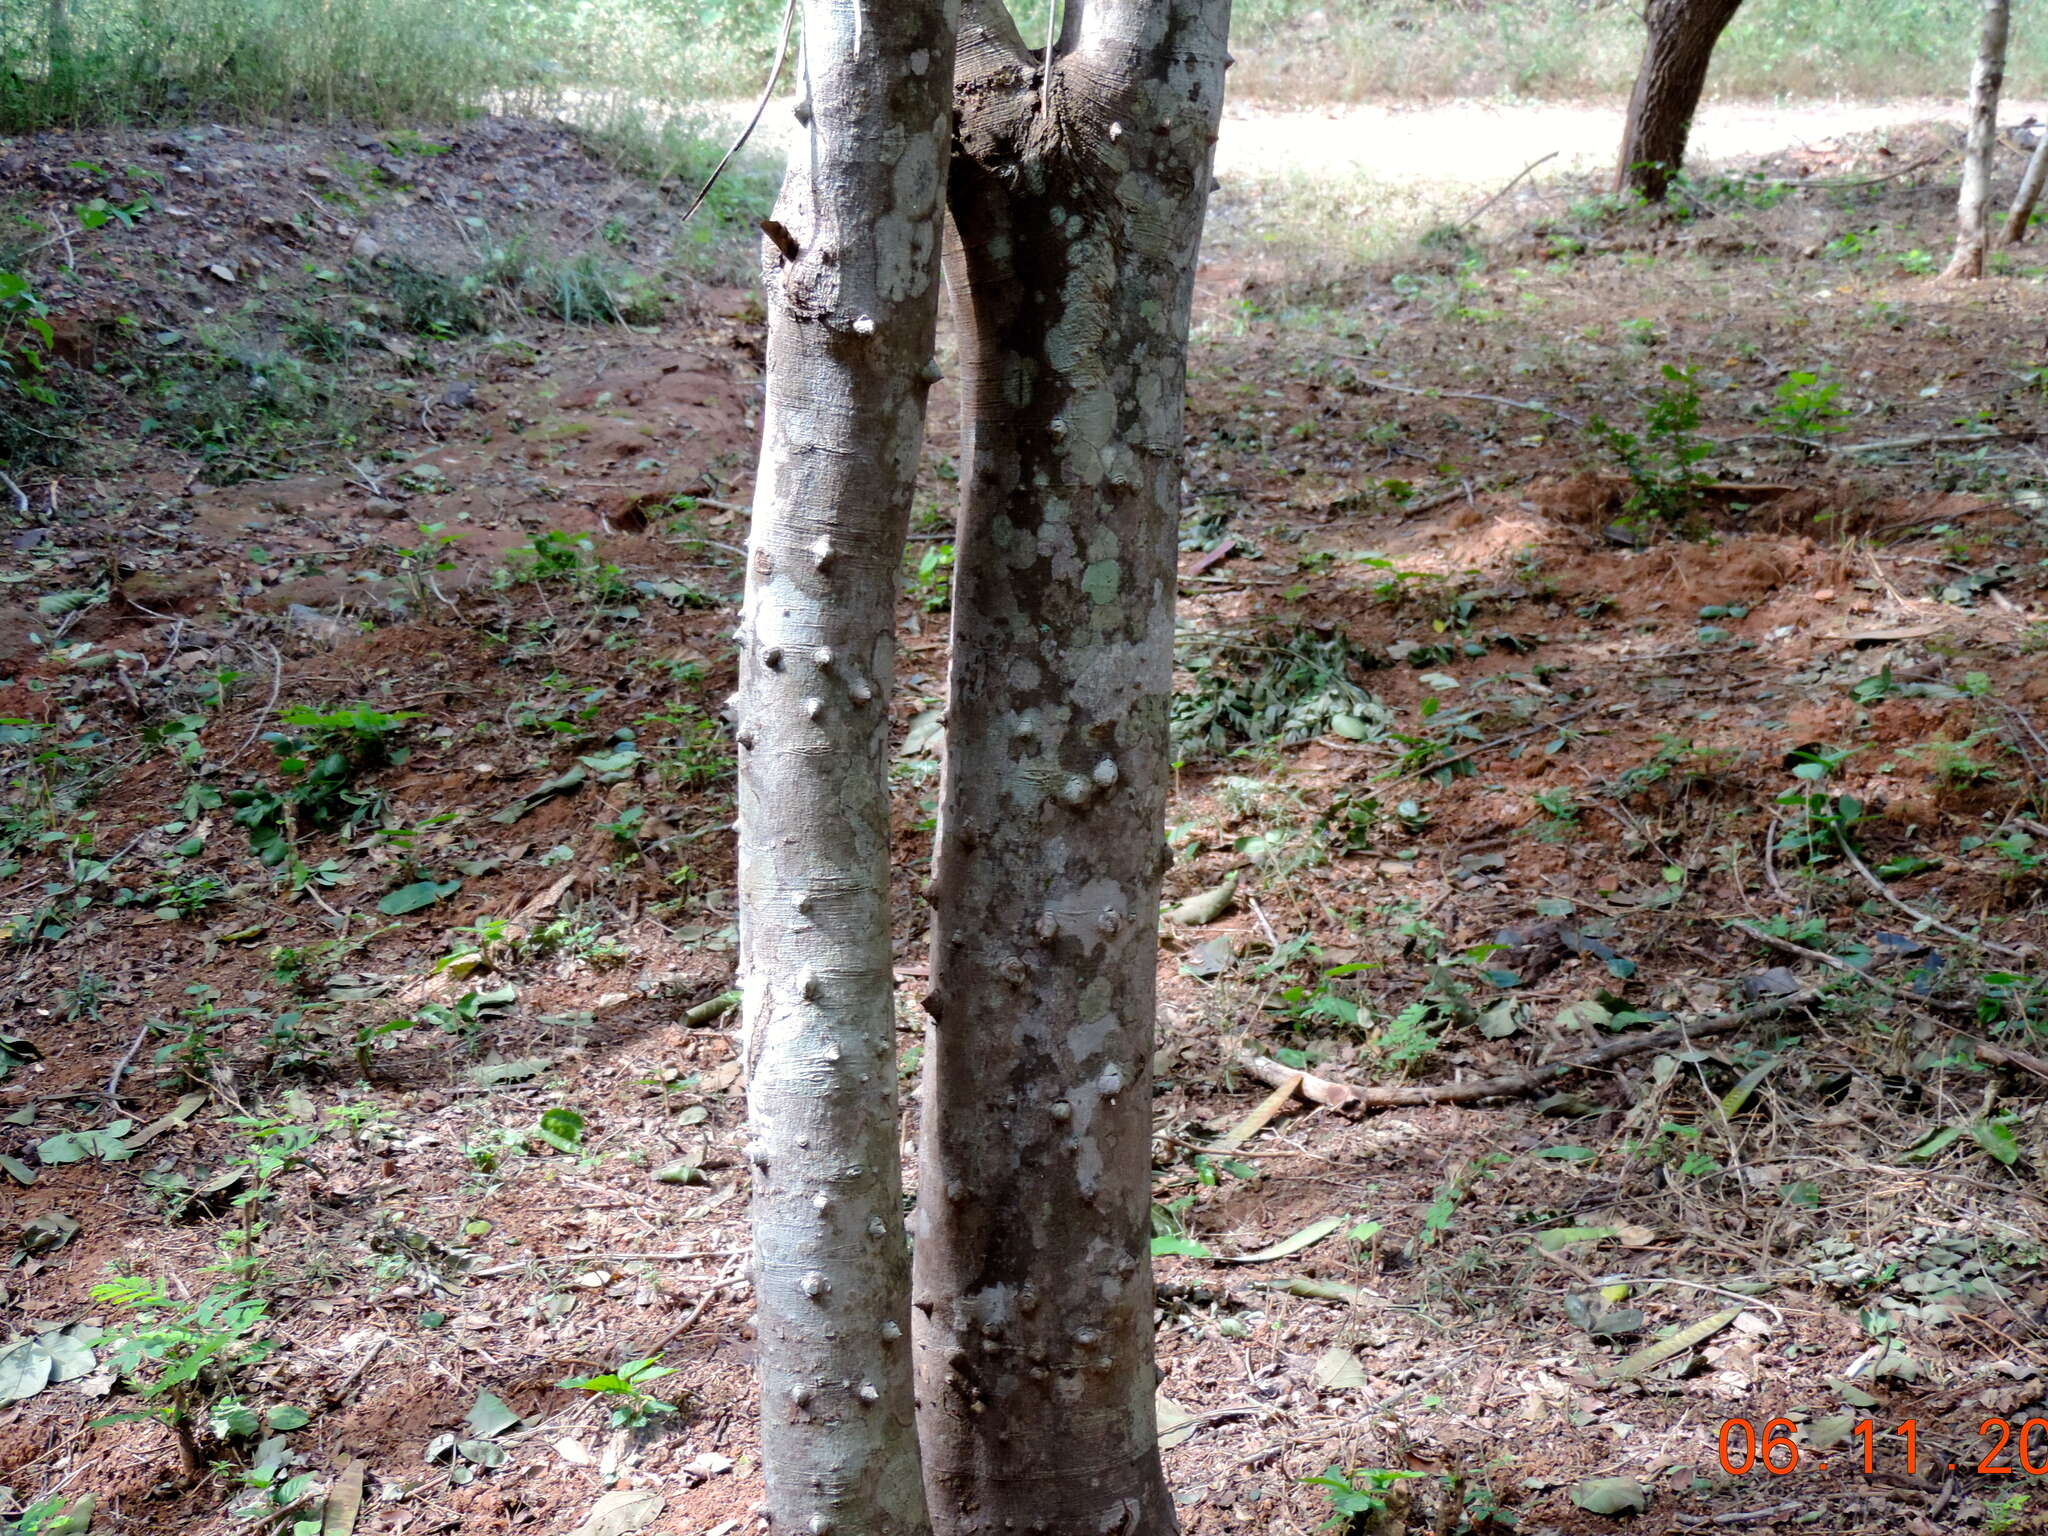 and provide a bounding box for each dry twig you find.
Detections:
[105,1019,153,1104]
[1457,149,1559,231]
[1832,834,2029,959]
[1379,702,1596,786]
[1338,367,1588,428]
[1238,988,1822,1111]
[1729,919,1971,1015]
